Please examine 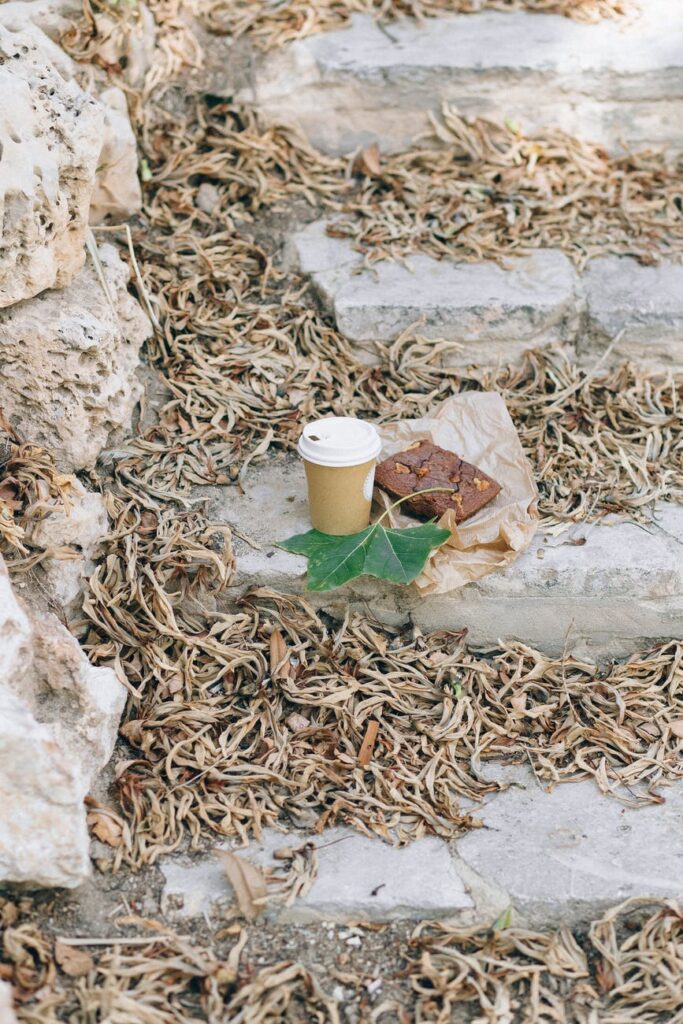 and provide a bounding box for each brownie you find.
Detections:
[375,440,501,522]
